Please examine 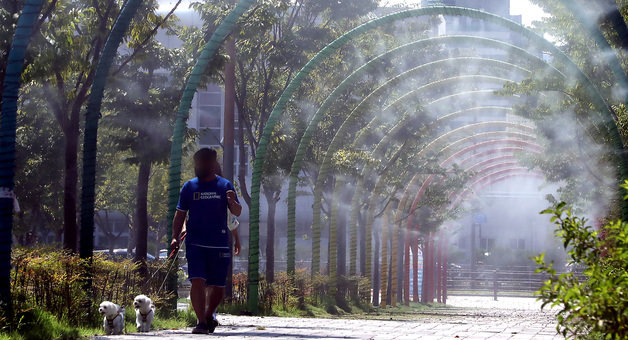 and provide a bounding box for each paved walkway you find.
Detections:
[94,297,561,340]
